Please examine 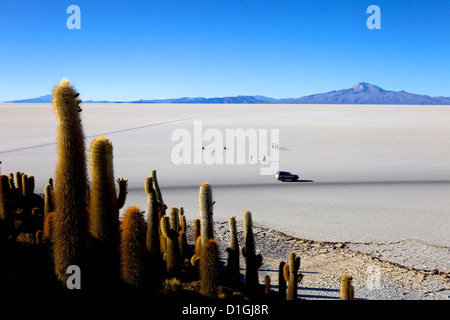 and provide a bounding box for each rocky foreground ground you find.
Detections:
[187,221,450,300]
